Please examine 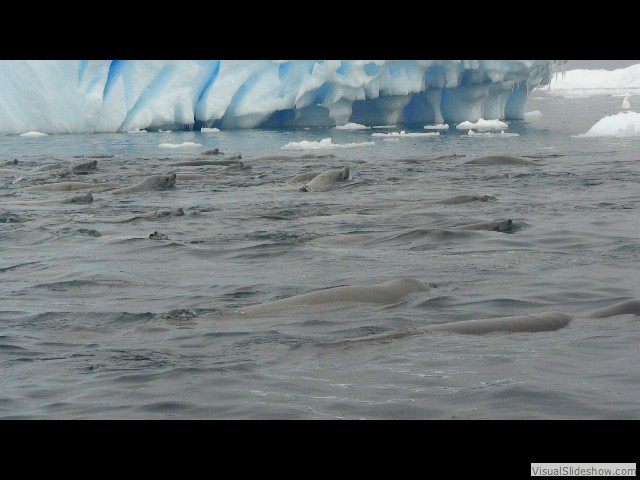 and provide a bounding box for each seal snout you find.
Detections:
[149,231,169,240]
[495,219,514,233]
[71,193,93,204]
[166,172,177,188]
